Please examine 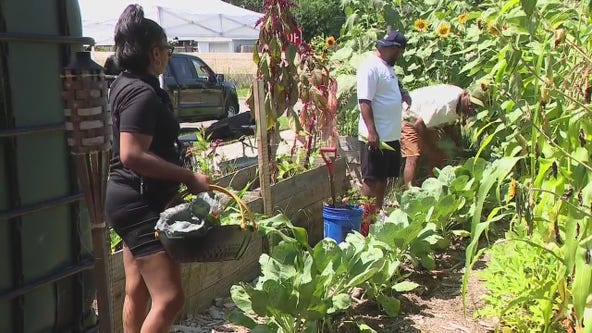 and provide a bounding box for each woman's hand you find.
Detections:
[185,172,210,194]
